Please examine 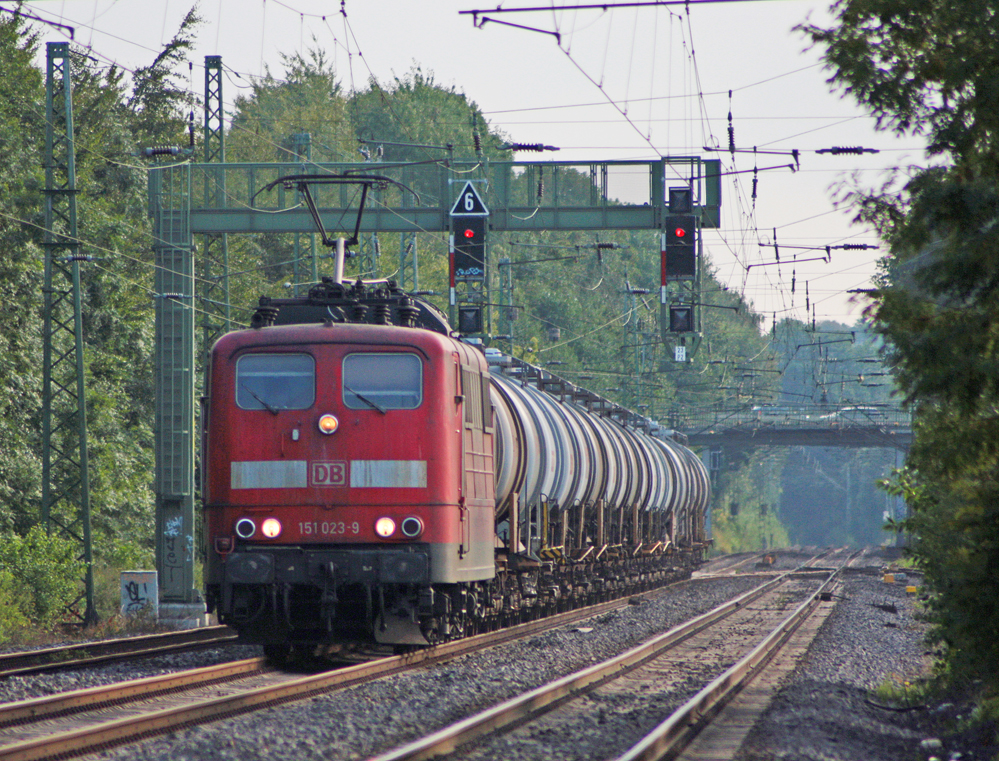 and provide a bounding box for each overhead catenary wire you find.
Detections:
[15,3,892,334]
